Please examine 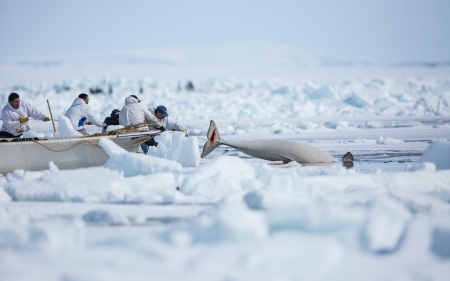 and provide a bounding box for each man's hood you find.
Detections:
[125,96,140,105]
[71,98,86,107]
